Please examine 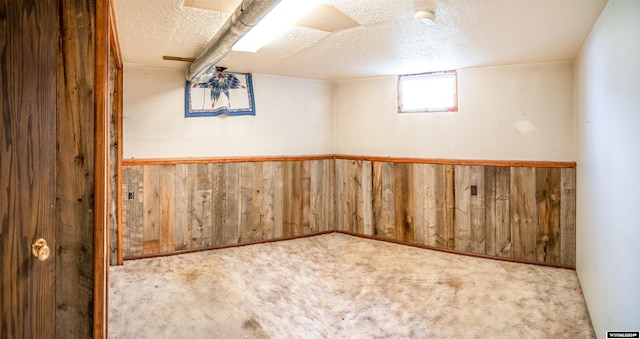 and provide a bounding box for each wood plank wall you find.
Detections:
[56,0,96,336]
[120,157,576,266]
[2,0,57,336]
[121,160,335,257]
[108,45,119,266]
[334,159,576,266]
